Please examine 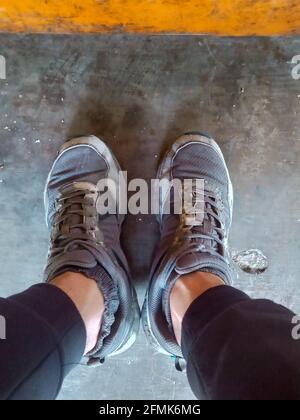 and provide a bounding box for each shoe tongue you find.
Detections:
[50,183,100,273]
[68,204,83,235]
[59,183,89,236]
